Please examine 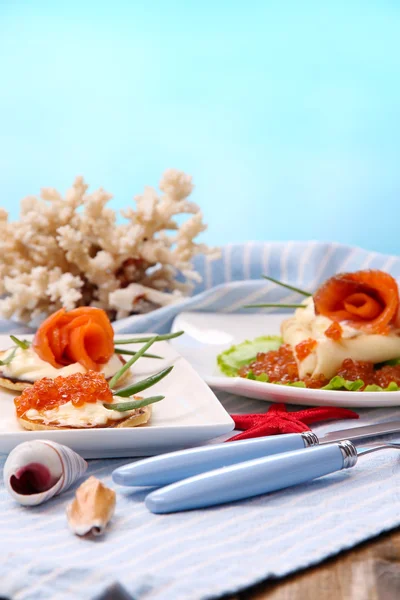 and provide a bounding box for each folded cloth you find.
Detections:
[112,241,400,332]
[1,241,400,600]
